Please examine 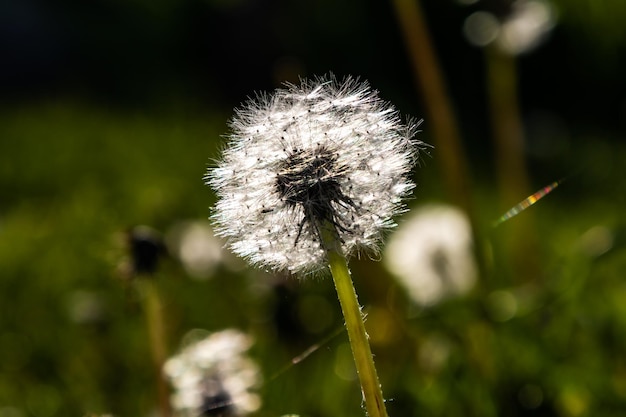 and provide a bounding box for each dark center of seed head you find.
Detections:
[200,377,234,416]
[276,146,350,223]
